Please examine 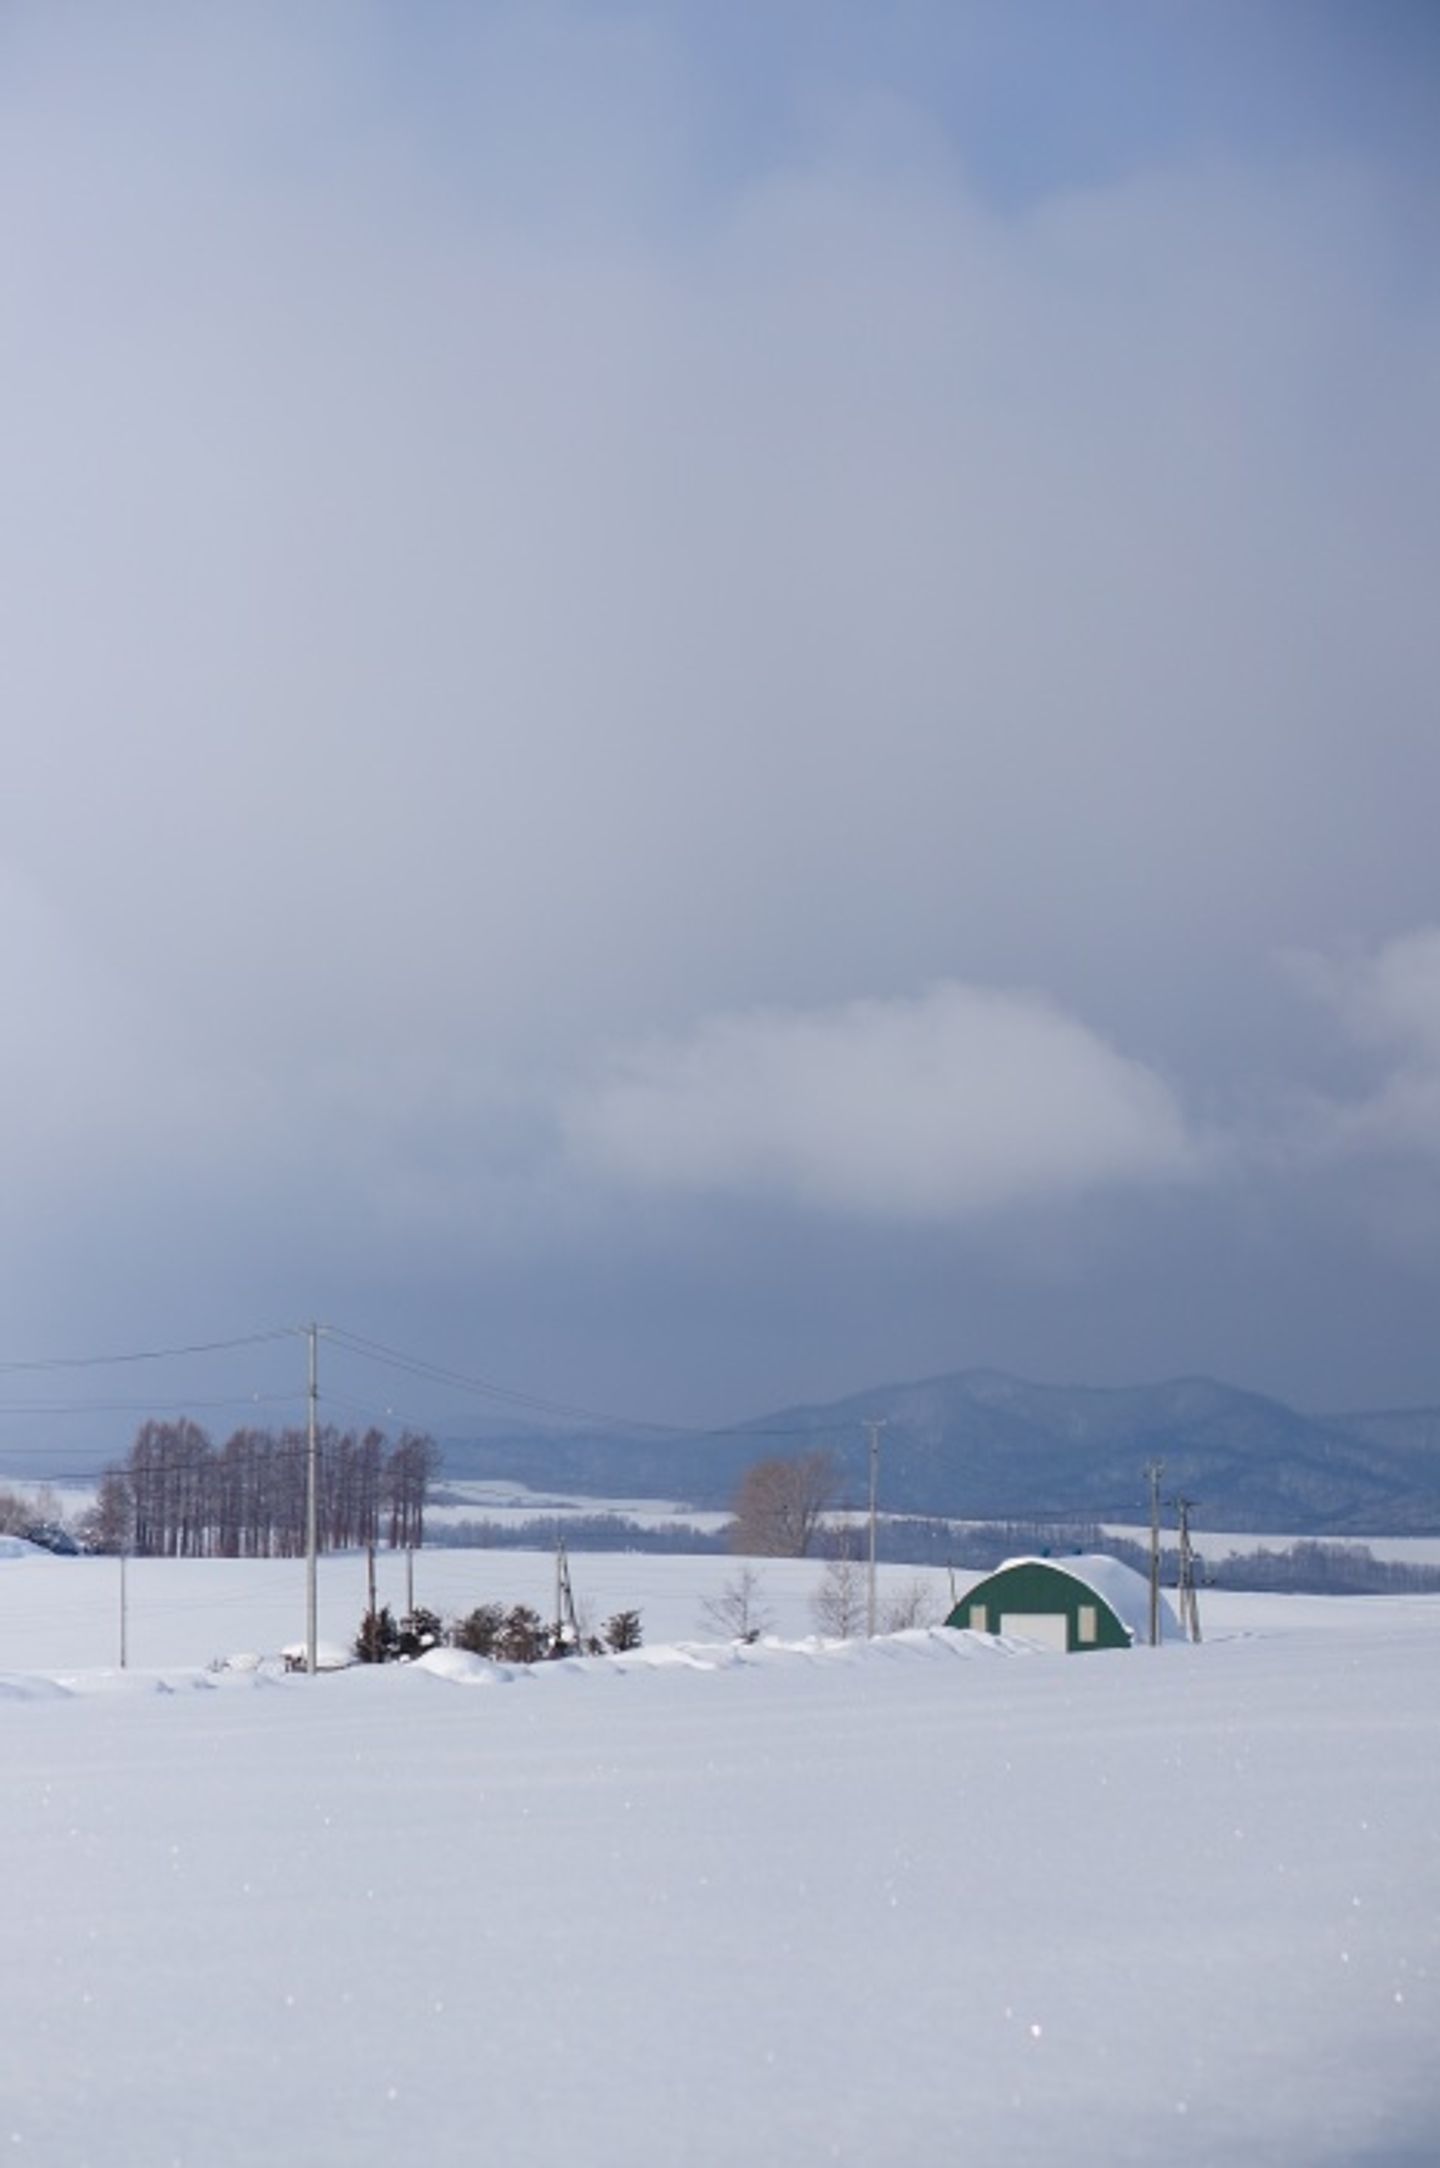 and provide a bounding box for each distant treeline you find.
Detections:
[1031,1525,1440,1597]
[428,1513,730,1555]
[1185,1538,1440,1597]
[428,1509,1440,1595]
[91,1420,440,1558]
